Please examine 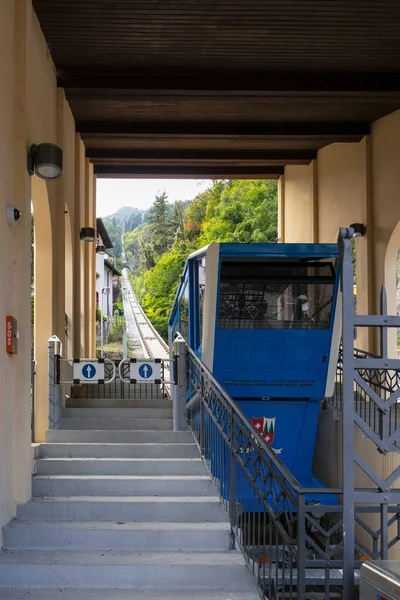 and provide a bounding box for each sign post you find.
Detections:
[172,335,187,431]
[48,335,62,430]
